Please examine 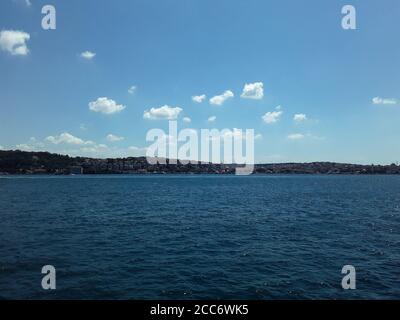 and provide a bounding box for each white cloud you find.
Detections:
[0,145,4,150]
[16,143,36,151]
[46,132,93,145]
[89,97,126,115]
[80,144,108,154]
[209,90,234,106]
[14,137,45,151]
[208,116,216,123]
[143,105,183,120]
[80,51,96,60]
[0,30,30,55]
[255,133,263,140]
[128,86,136,94]
[241,82,264,100]
[127,145,147,155]
[287,133,324,141]
[192,94,206,103]
[287,133,305,140]
[182,117,191,123]
[127,146,147,156]
[55,140,116,157]
[106,134,124,142]
[14,0,32,6]
[76,144,148,158]
[14,0,32,7]
[372,96,397,105]
[14,135,149,159]
[262,110,283,124]
[294,113,307,122]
